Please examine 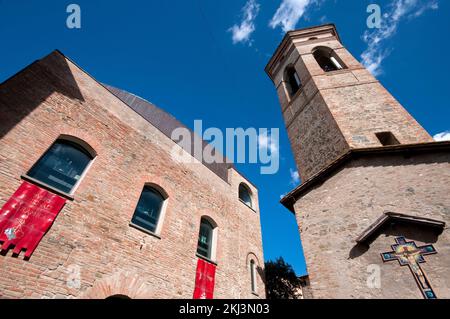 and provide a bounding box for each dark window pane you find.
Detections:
[131,187,164,233]
[313,50,339,72]
[27,140,92,194]
[285,67,301,96]
[376,132,400,146]
[250,260,256,292]
[197,219,213,259]
[239,184,252,207]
